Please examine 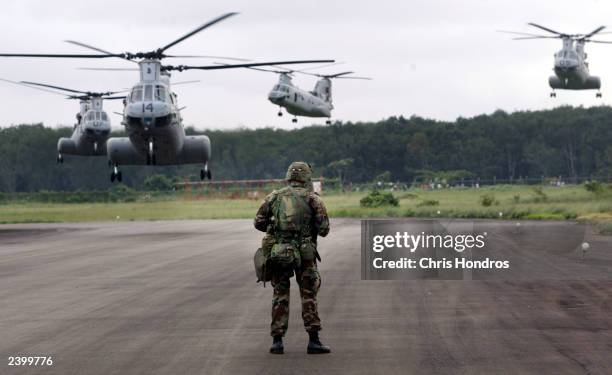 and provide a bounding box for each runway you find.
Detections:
[1,219,611,374]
